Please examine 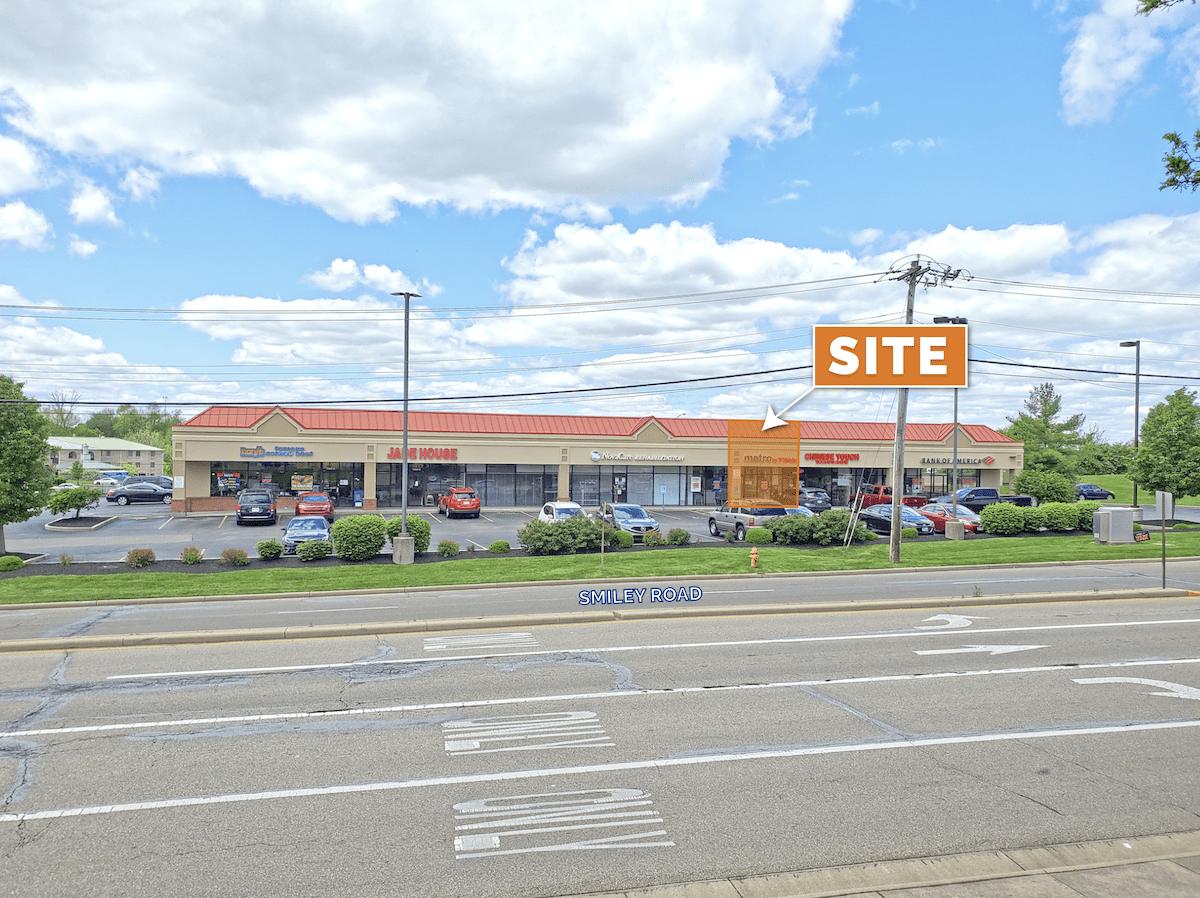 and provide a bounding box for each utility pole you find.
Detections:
[881,257,968,563]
